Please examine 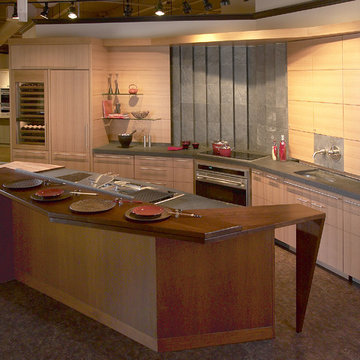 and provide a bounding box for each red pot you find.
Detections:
[219,142,232,157]
[212,140,223,155]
